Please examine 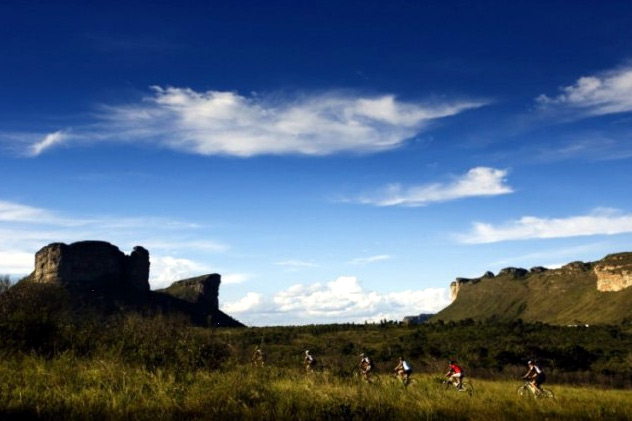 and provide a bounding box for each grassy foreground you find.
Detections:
[1,355,631,420]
